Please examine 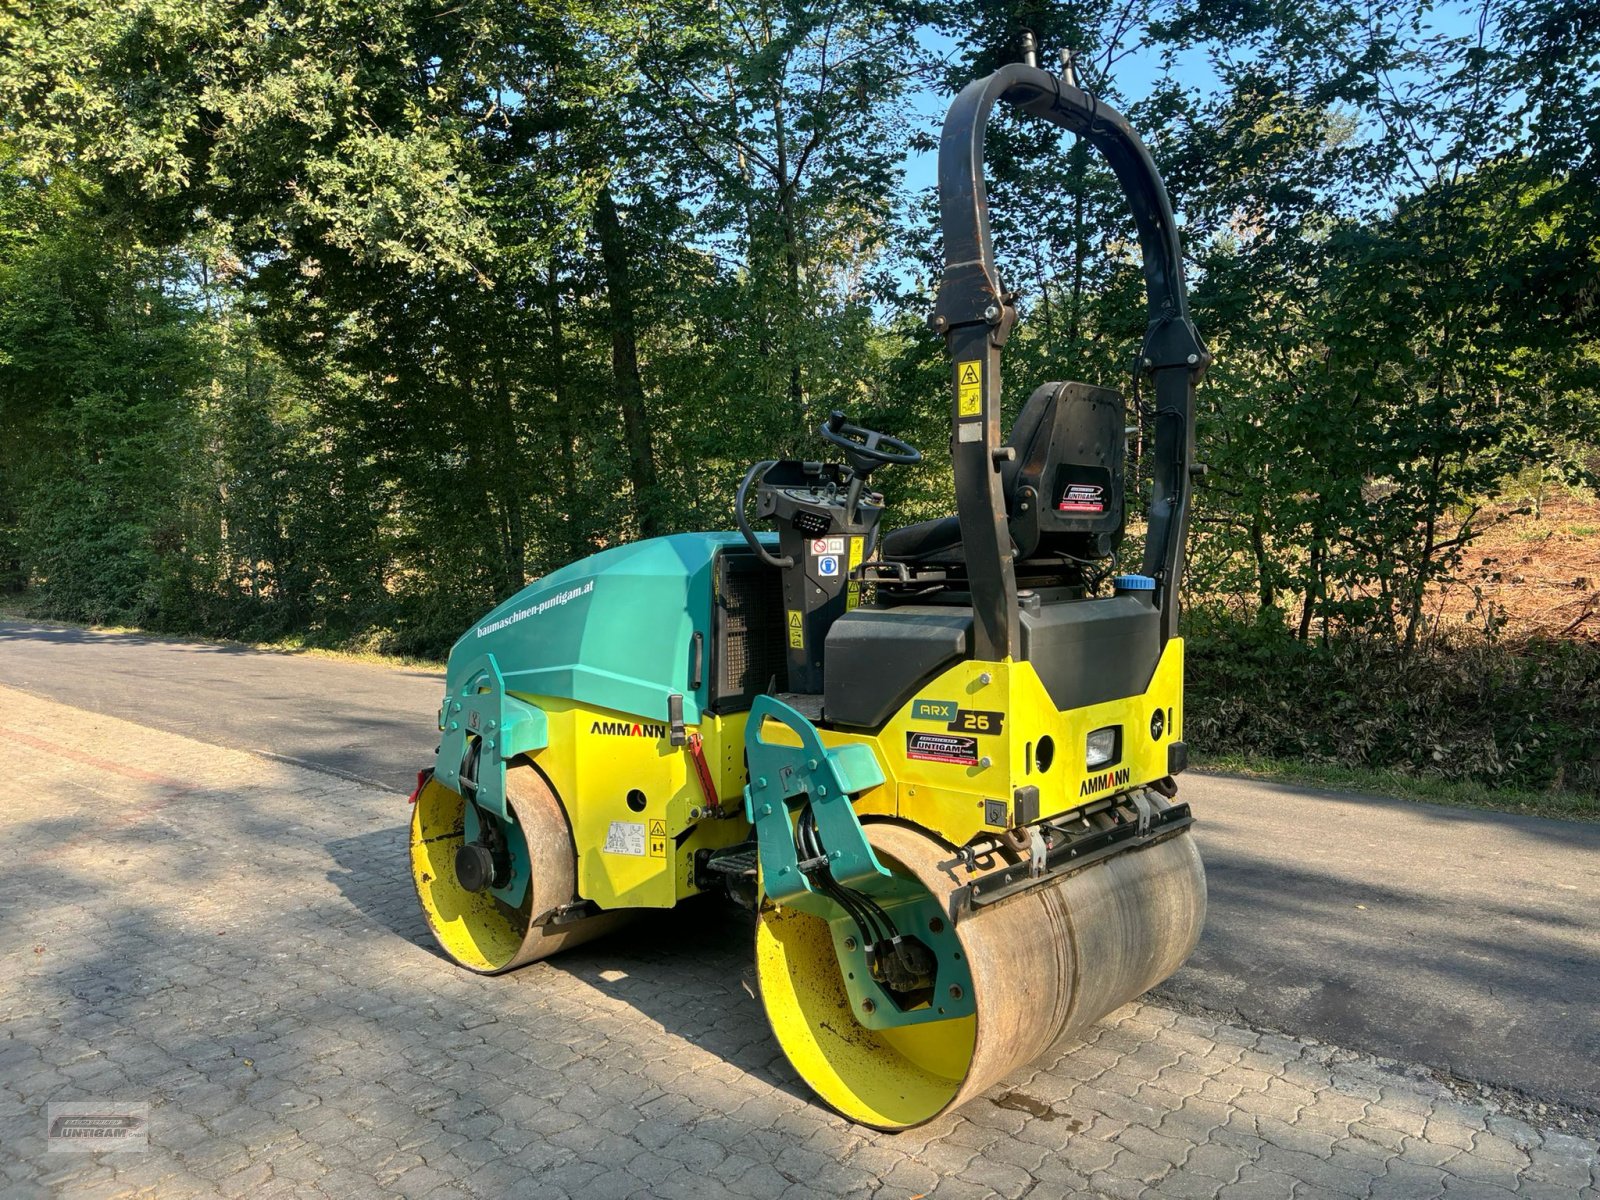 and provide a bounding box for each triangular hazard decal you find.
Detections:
[959,363,980,385]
